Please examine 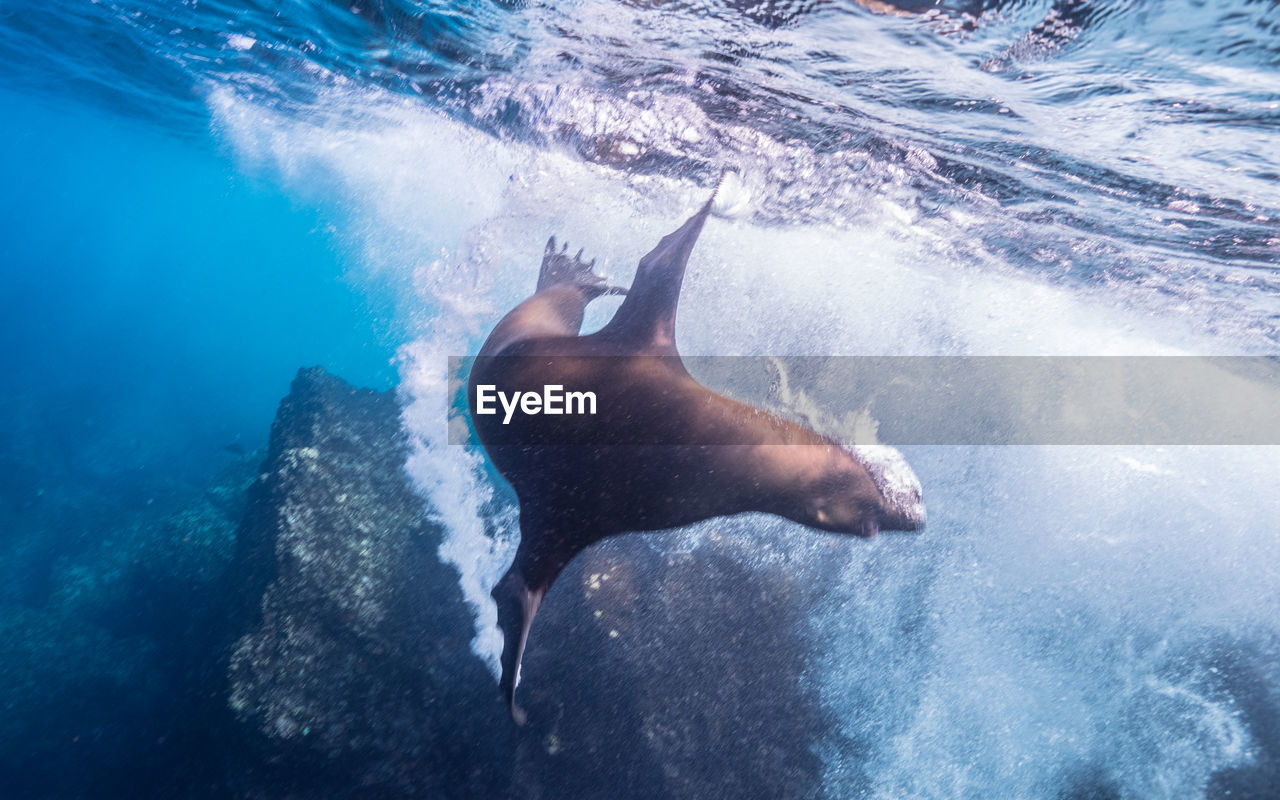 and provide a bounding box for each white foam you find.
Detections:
[710,169,754,220]
[224,33,256,51]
